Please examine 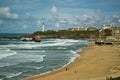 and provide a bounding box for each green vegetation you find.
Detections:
[104,29,112,36]
[33,30,99,39]
[106,76,120,80]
